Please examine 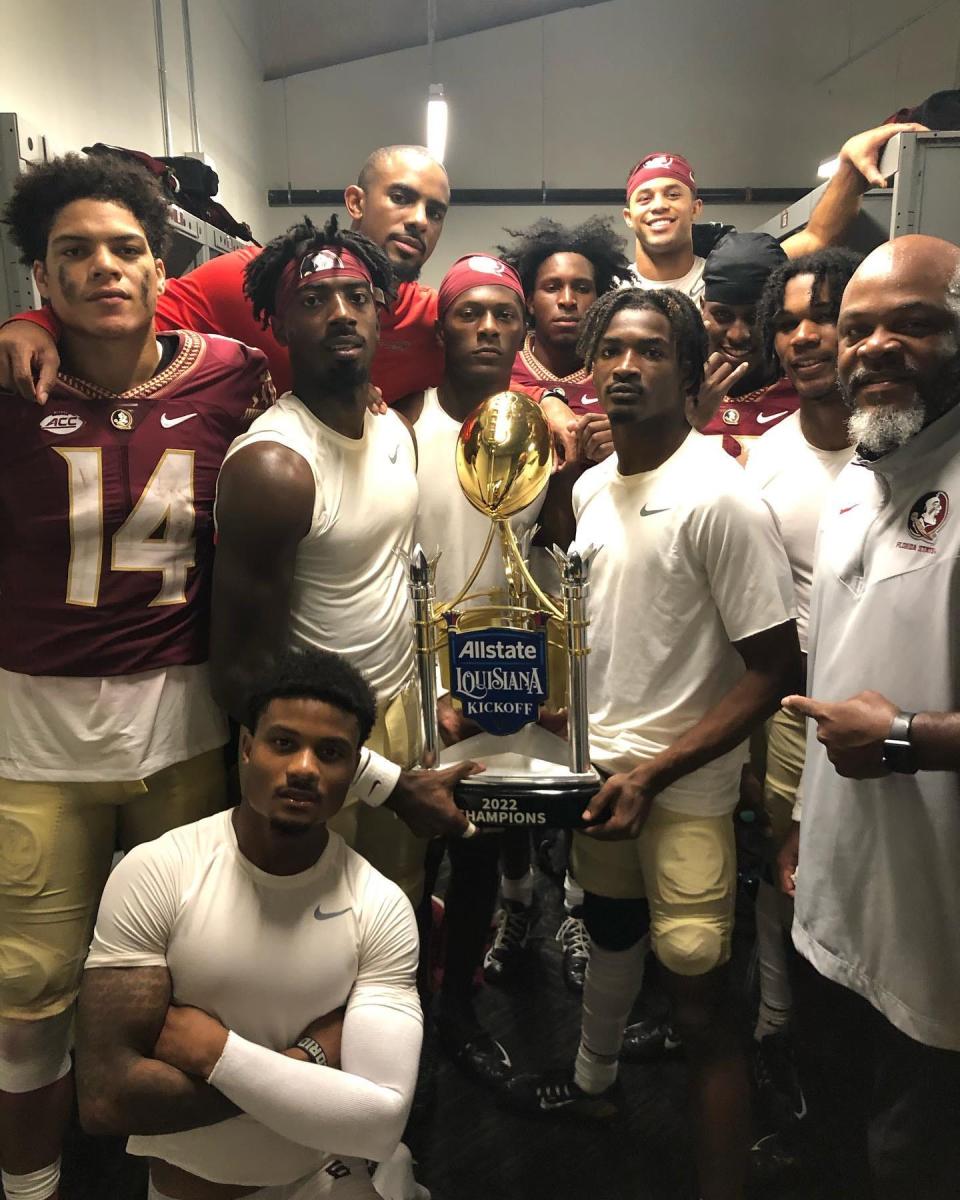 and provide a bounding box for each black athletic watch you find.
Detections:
[881,711,918,774]
[295,1036,328,1066]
